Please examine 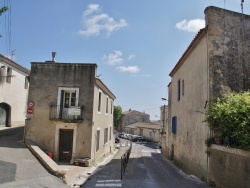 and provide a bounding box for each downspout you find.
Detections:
[205,28,210,183]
